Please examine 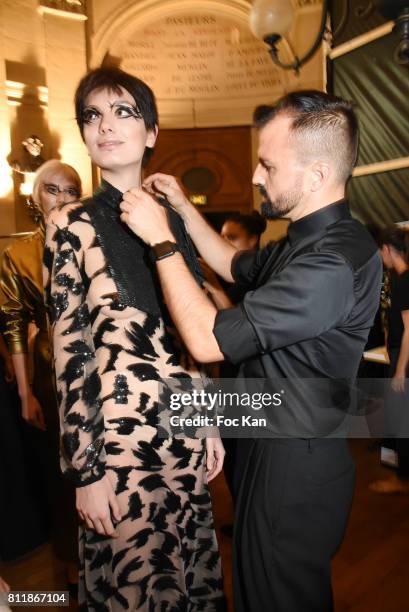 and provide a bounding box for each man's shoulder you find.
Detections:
[317,218,379,272]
